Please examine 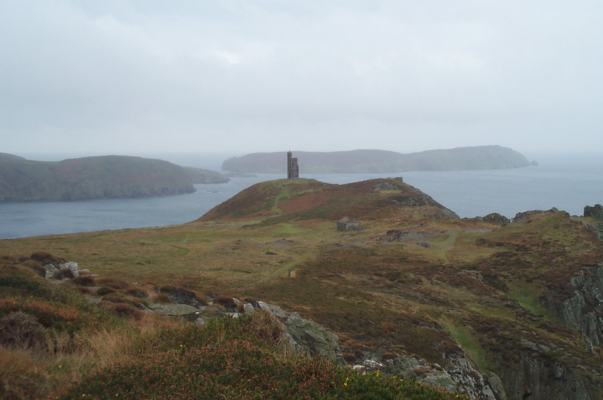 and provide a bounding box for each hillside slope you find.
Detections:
[2,179,602,399]
[0,154,228,202]
[0,255,457,400]
[222,145,532,173]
